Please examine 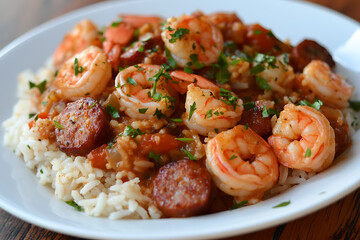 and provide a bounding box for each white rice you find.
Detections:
[3,64,162,219]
